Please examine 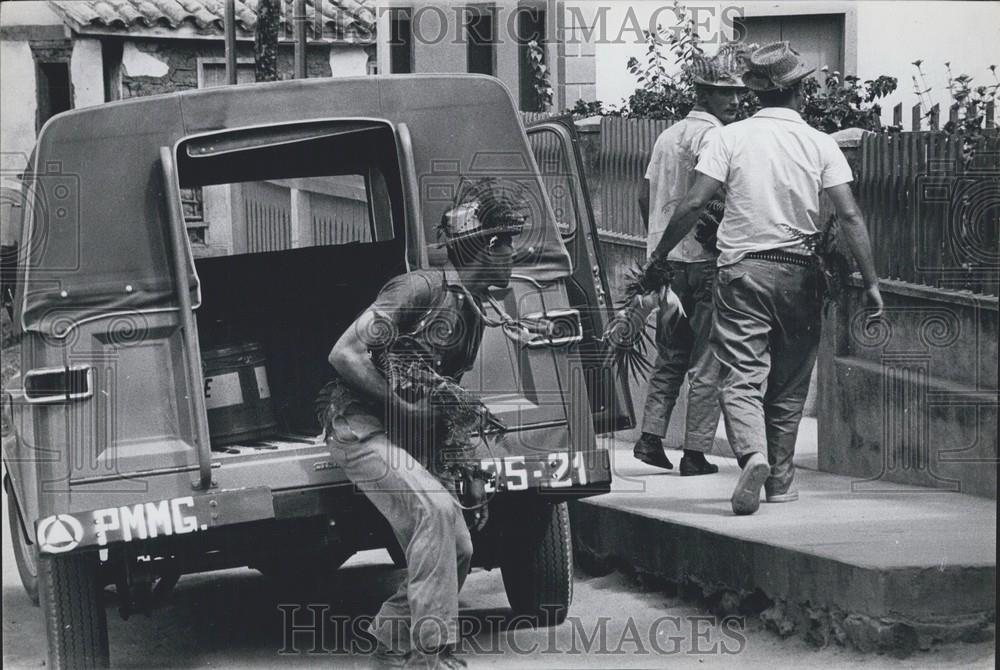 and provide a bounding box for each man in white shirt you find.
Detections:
[634,47,748,475]
[651,42,884,514]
